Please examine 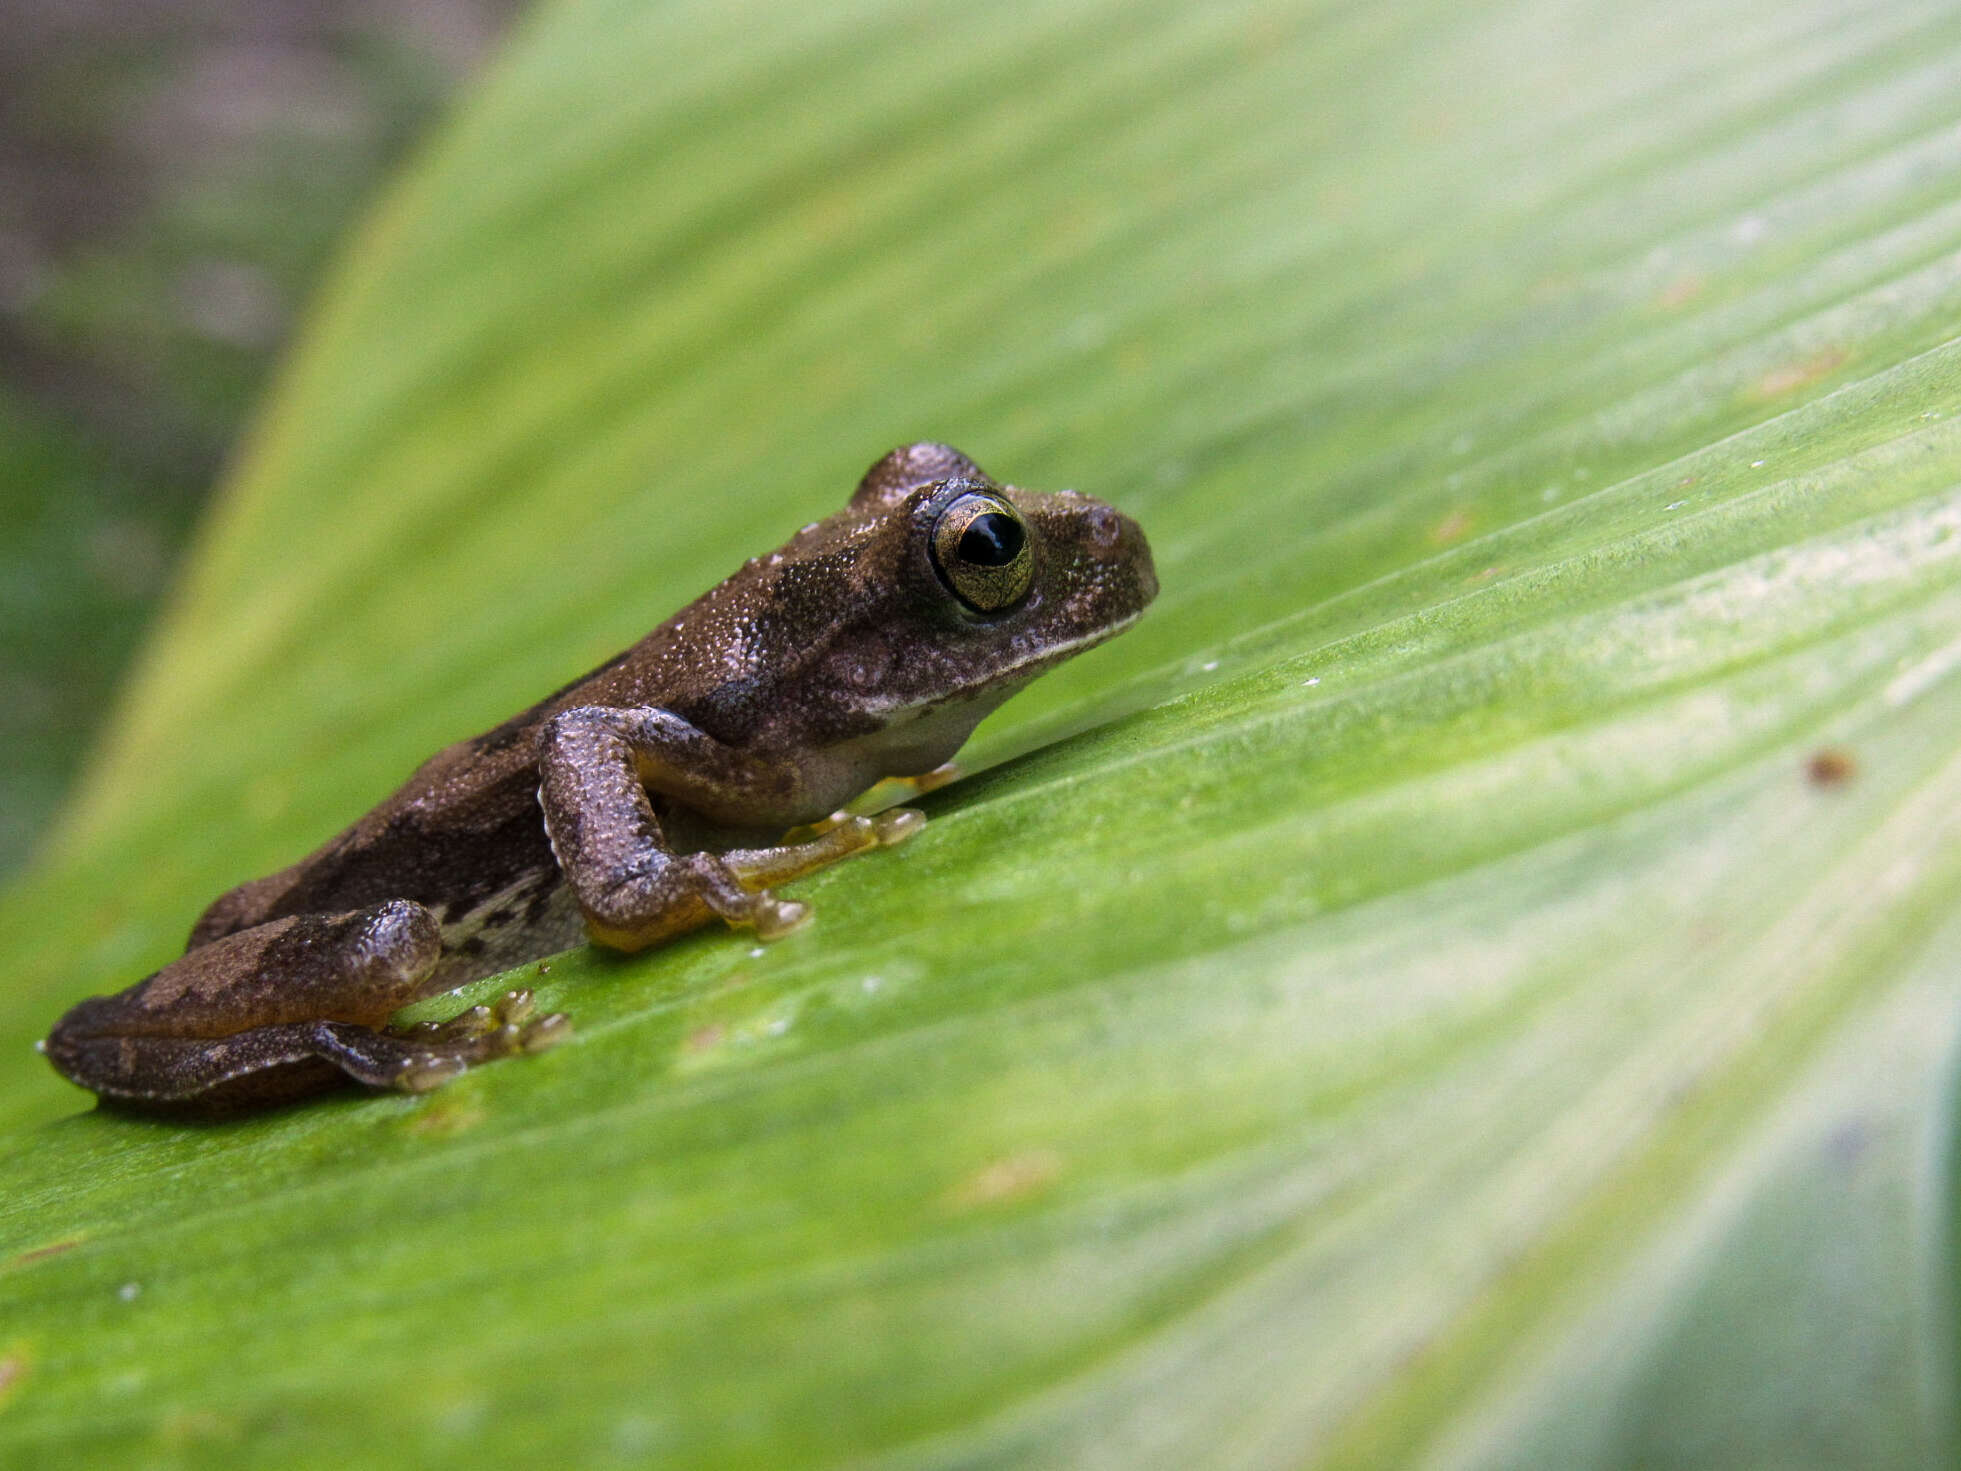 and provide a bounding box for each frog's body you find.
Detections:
[44,444,1156,1112]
